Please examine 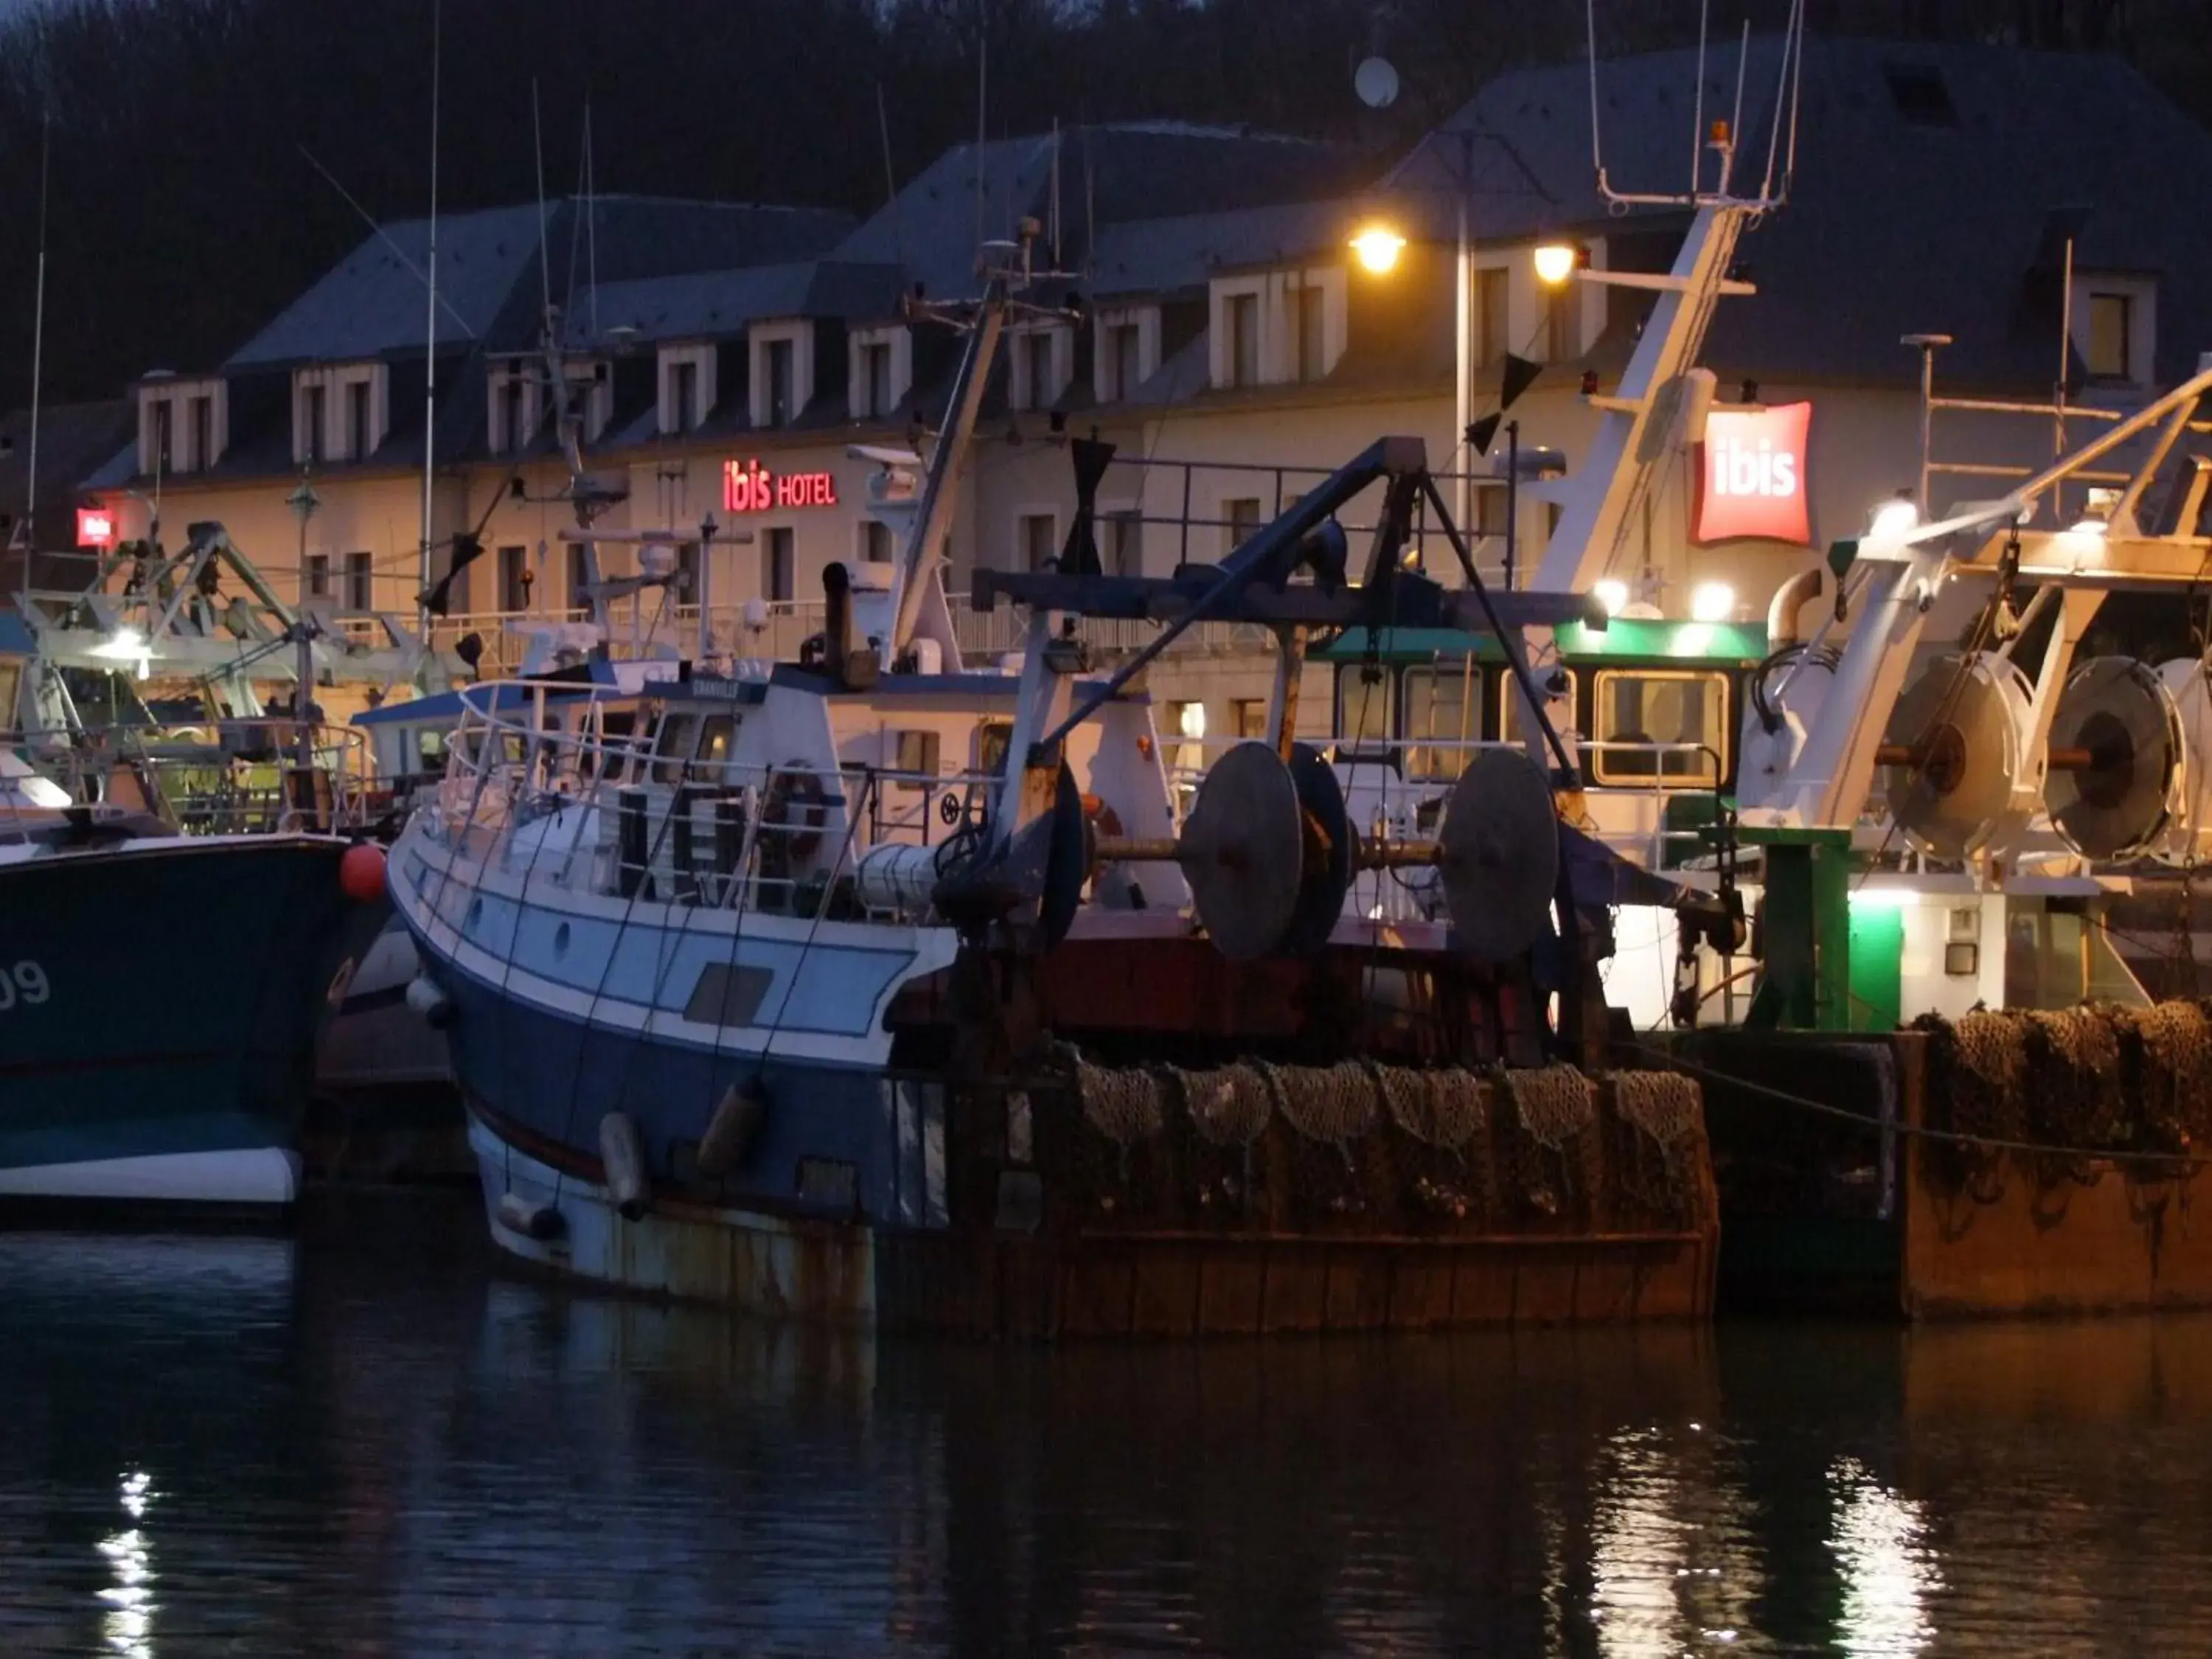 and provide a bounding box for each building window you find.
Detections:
[764,339,795,425]
[568,544,598,613]
[1476,267,1510,365]
[498,544,529,611]
[152,401,173,473]
[1019,512,1058,571]
[1224,495,1262,554]
[1296,283,1329,383]
[1226,293,1260,388]
[1545,291,1573,363]
[346,380,371,460]
[859,341,893,418]
[189,395,213,472]
[1590,669,1726,786]
[1545,502,1564,544]
[501,372,528,454]
[305,383,327,465]
[675,541,700,602]
[305,553,330,602]
[671,359,698,433]
[765,526,794,602]
[1015,331,1063,412]
[1106,320,1143,400]
[860,519,894,563]
[1475,486,1509,539]
[2087,293,2133,380]
[1232,698,1268,740]
[343,551,372,613]
[1105,508,1142,574]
